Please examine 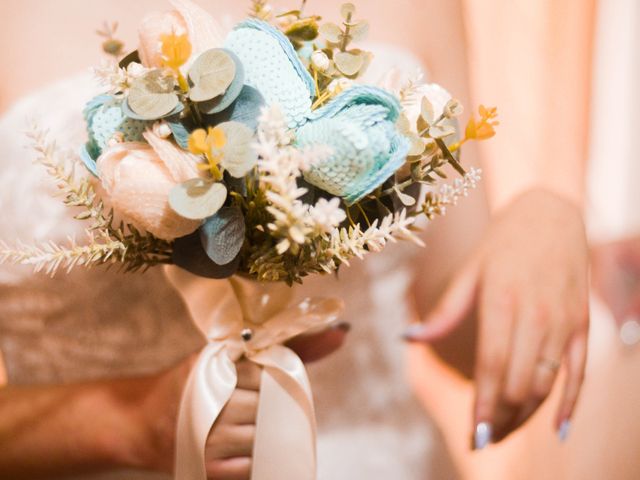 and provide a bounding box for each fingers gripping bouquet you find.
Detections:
[1,0,497,478]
